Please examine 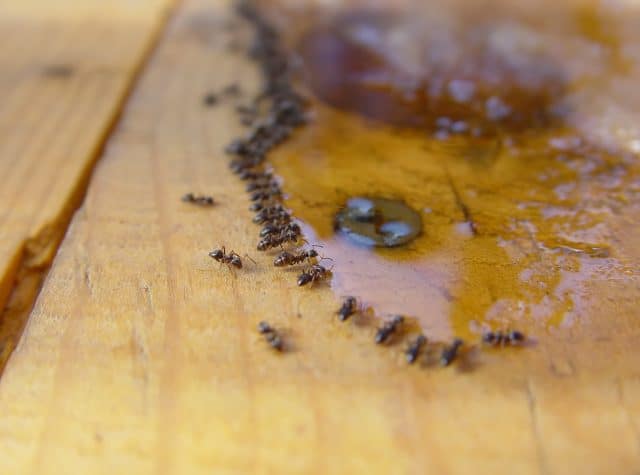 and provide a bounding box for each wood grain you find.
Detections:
[0,0,639,474]
[0,0,172,366]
